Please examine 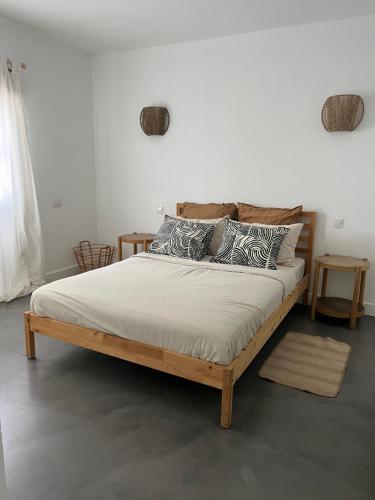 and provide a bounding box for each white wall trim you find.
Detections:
[364,301,375,317]
[46,264,79,283]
